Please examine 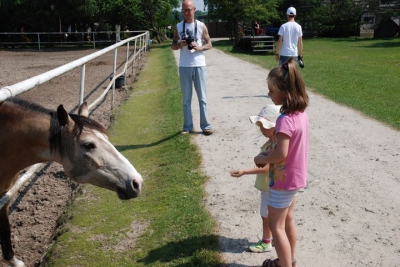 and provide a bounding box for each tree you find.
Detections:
[0,0,181,43]
[134,0,180,43]
[205,0,281,43]
[97,0,141,29]
[316,0,364,36]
